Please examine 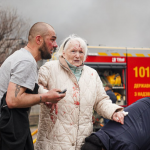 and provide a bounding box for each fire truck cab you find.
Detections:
[86,46,150,106]
[85,46,150,130]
